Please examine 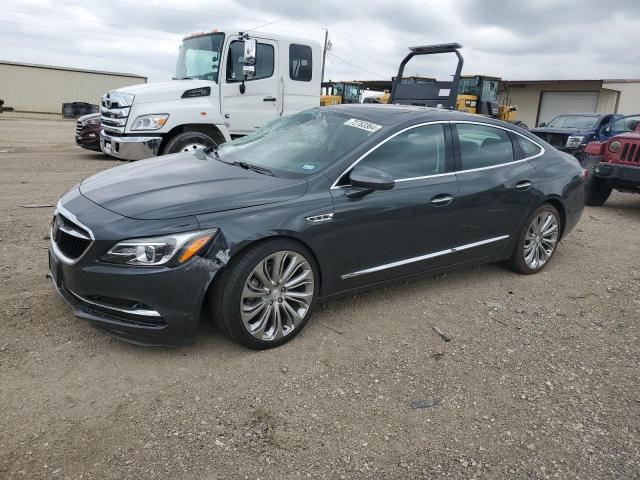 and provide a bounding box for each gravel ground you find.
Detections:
[1,112,639,479]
